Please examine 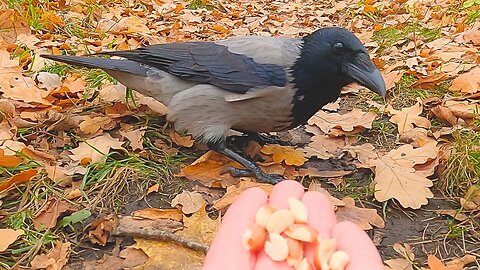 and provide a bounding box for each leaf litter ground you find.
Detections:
[0,0,479,269]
